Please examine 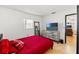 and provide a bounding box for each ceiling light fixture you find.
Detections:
[51,12,56,14]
